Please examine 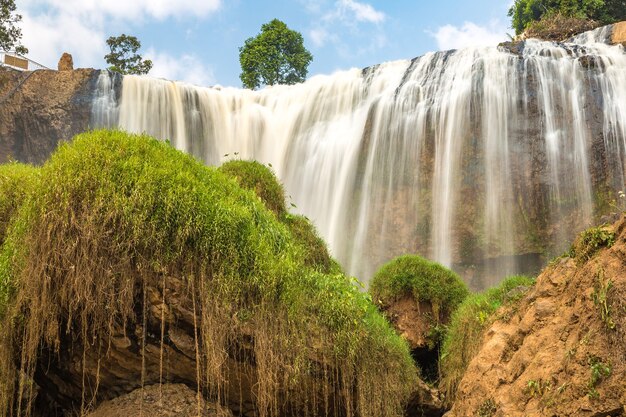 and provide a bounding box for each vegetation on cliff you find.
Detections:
[370,255,469,320]
[439,275,535,405]
[219,159,340,274]
[0,163,38,245]
[219,159,287,217]
[0,130,416,417]
[509,0,626,36]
